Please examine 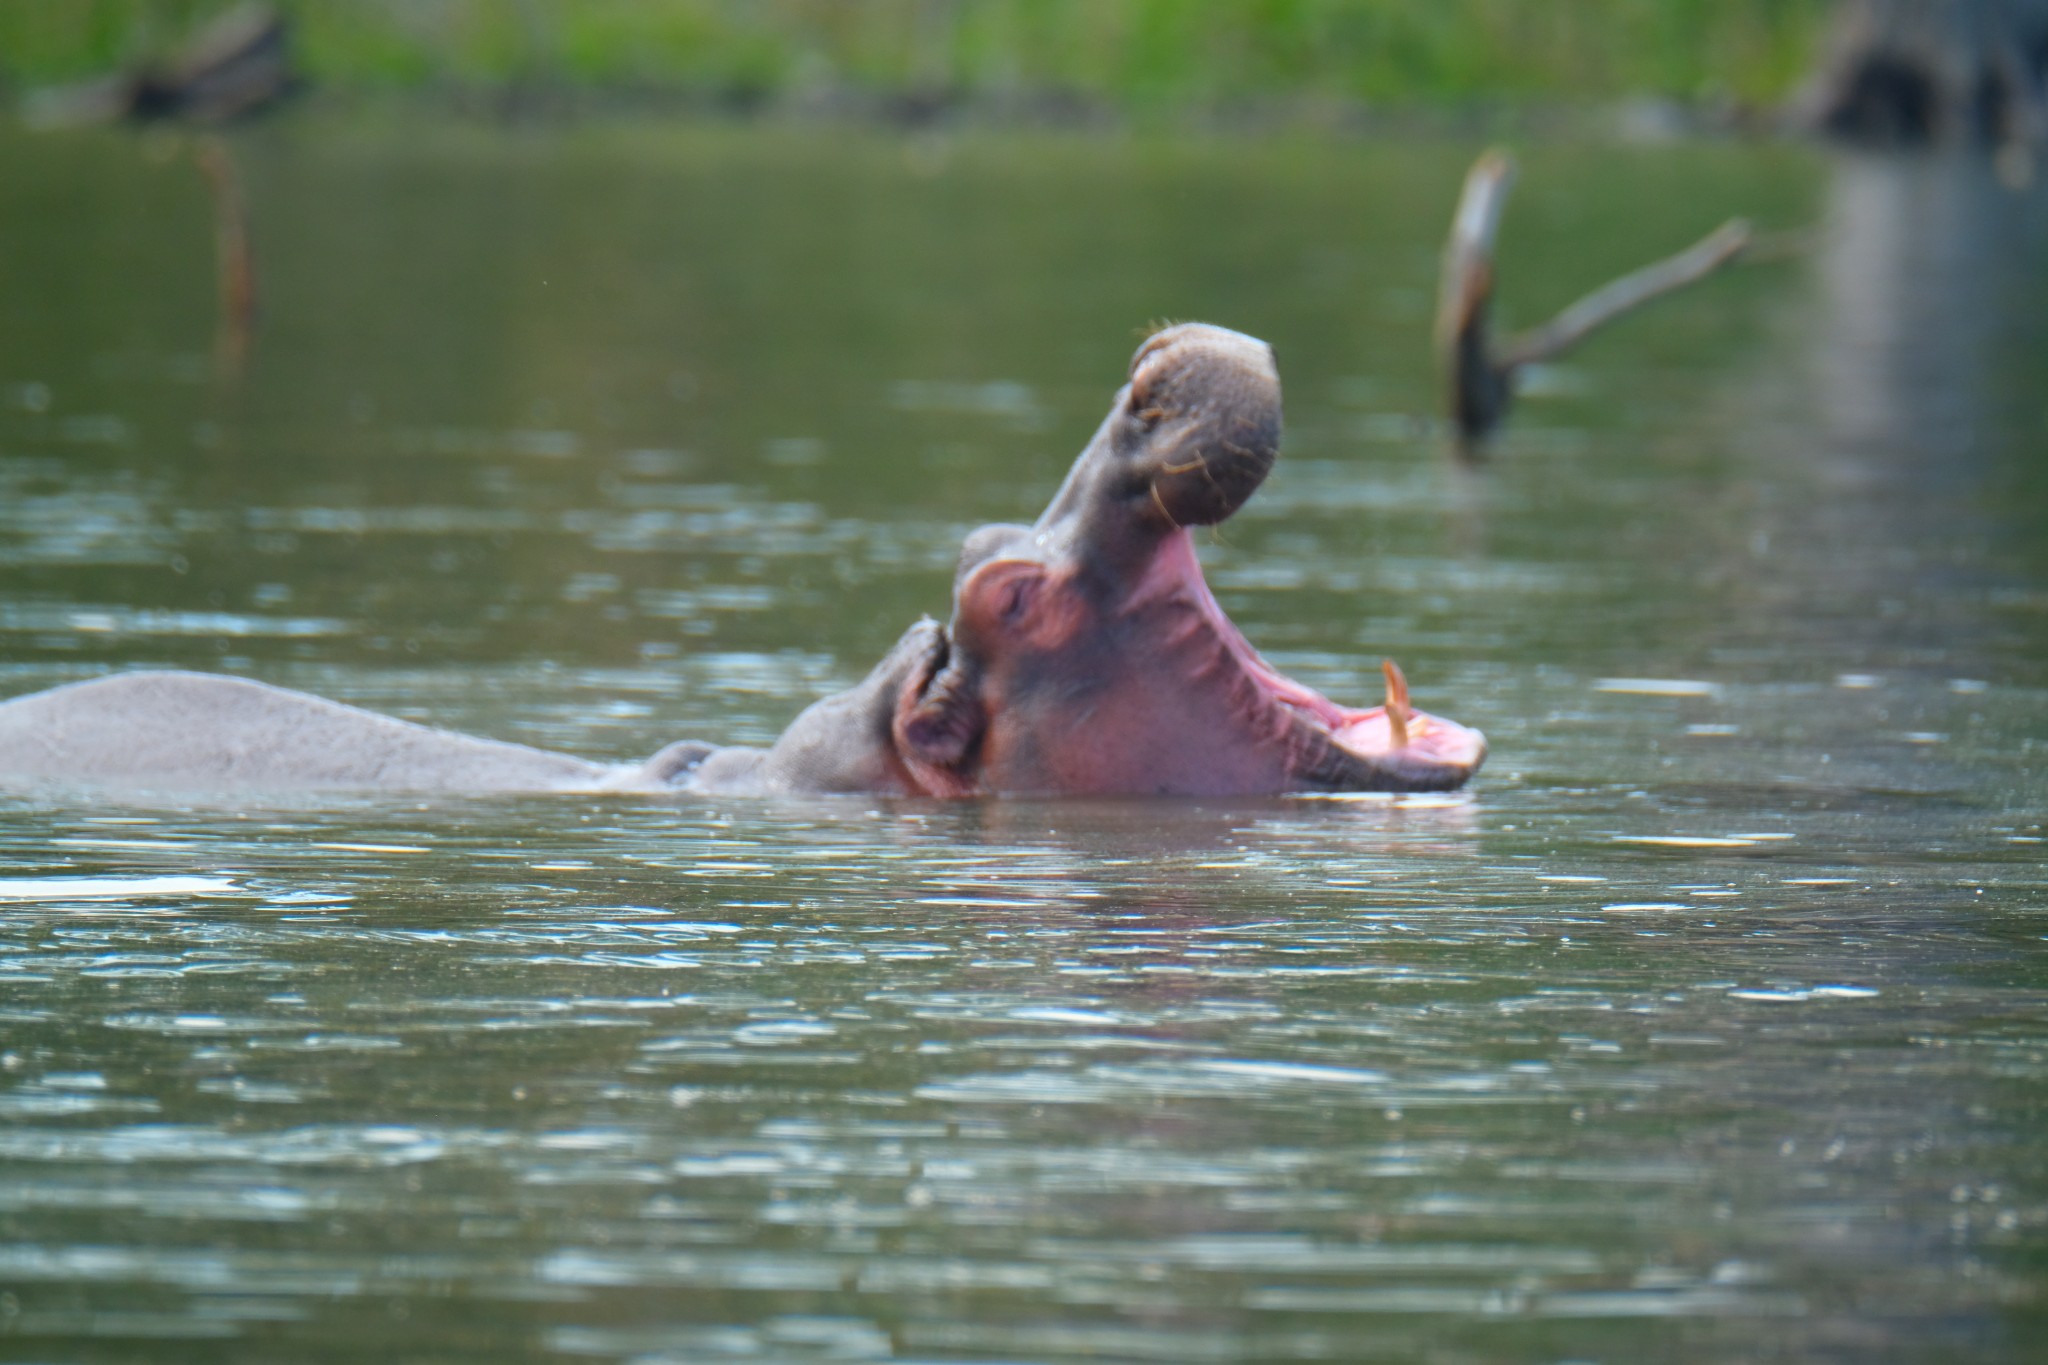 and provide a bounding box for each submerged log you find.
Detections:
[1435,150,1752,459]
[26,5,293,128]
[1793,0,2048,153]
[194,137,257,378]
